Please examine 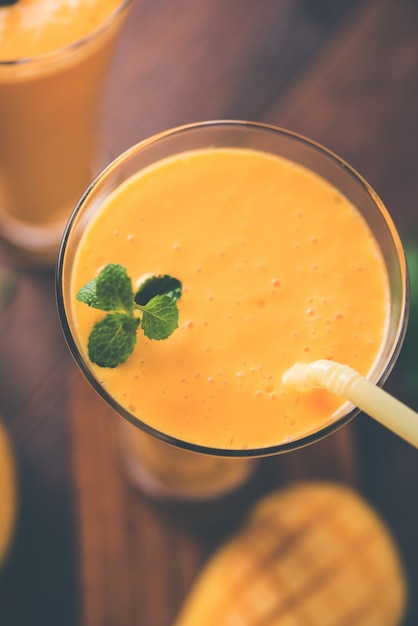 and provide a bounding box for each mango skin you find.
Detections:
[174,482,407,626]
